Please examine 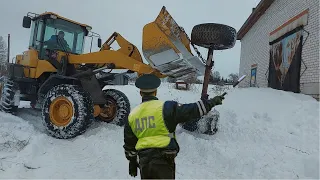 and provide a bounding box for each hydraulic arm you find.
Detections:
[69,32,166,78]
